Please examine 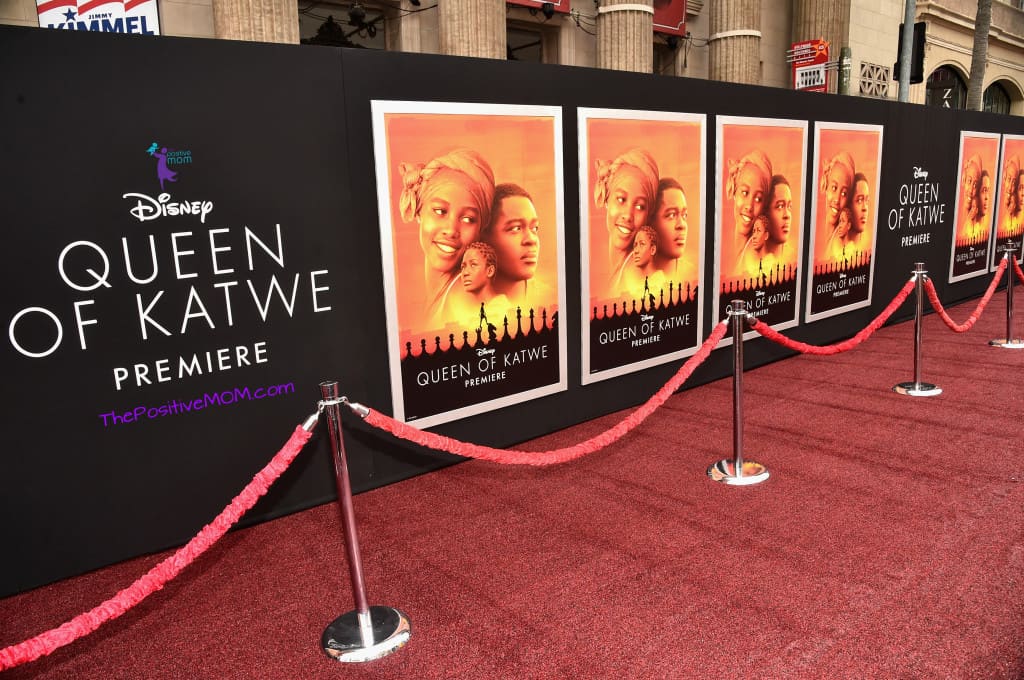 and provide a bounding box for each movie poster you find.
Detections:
[990,134,1024,270]
[371,101,567,428]
[714,116,806,339]
[949,130,1000,283]
[805,122,883,322]
[579,109,705,383]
